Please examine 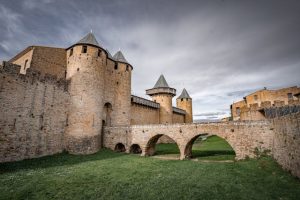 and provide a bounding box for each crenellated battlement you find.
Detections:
[239,99,300,120]
[1,61,70,90]
[241,100,299,112]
